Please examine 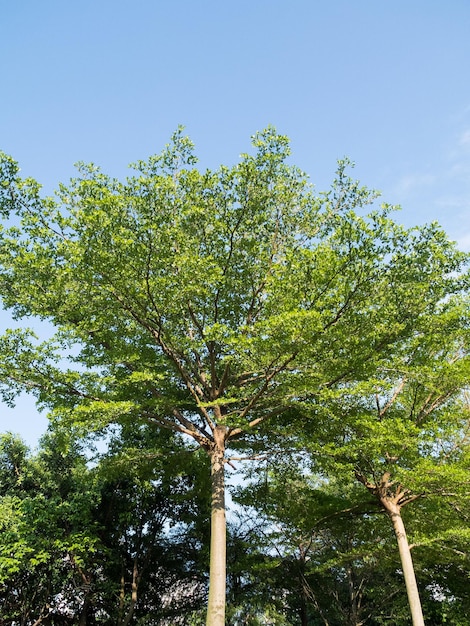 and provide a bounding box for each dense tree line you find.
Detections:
[1,425,469,624]
[0,427,210,624]
[0,129,469,624]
